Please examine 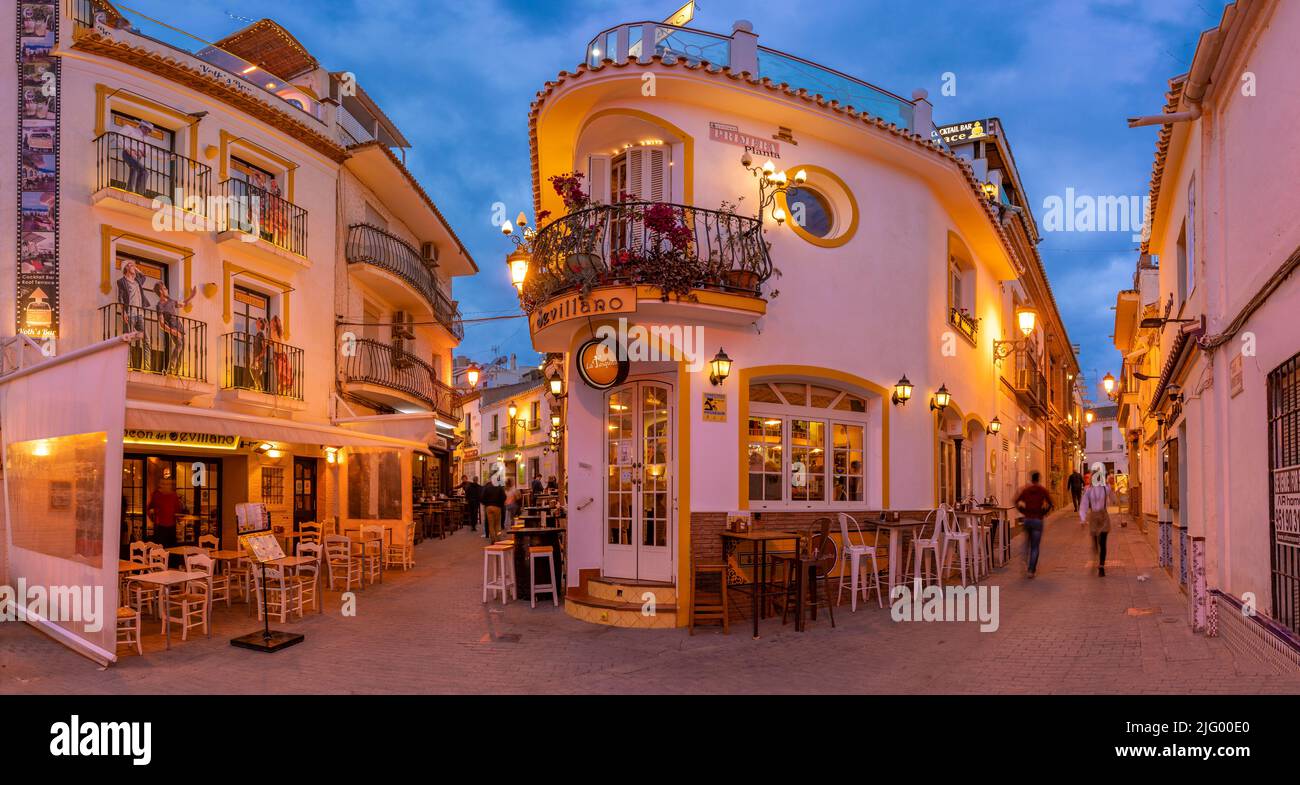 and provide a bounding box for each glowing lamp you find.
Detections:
[1016,307,1037,337]
[708,348,733,387]
[891,375,913,406]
